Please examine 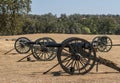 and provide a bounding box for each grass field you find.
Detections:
[0,34,120,83]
